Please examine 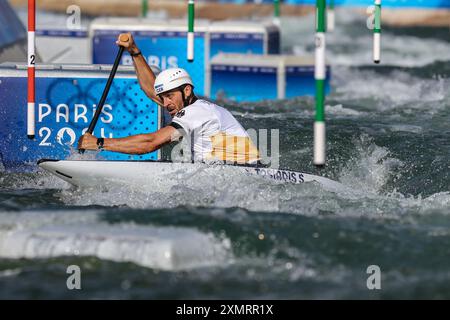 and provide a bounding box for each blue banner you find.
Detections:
[285,66,331,98]
[210,64,330,101]
[210,33,265,57]
[211,65,278,101]
[0,76,160,171]
[92,28,277,96]
[93,31,206,96]
[35,30,88,38]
